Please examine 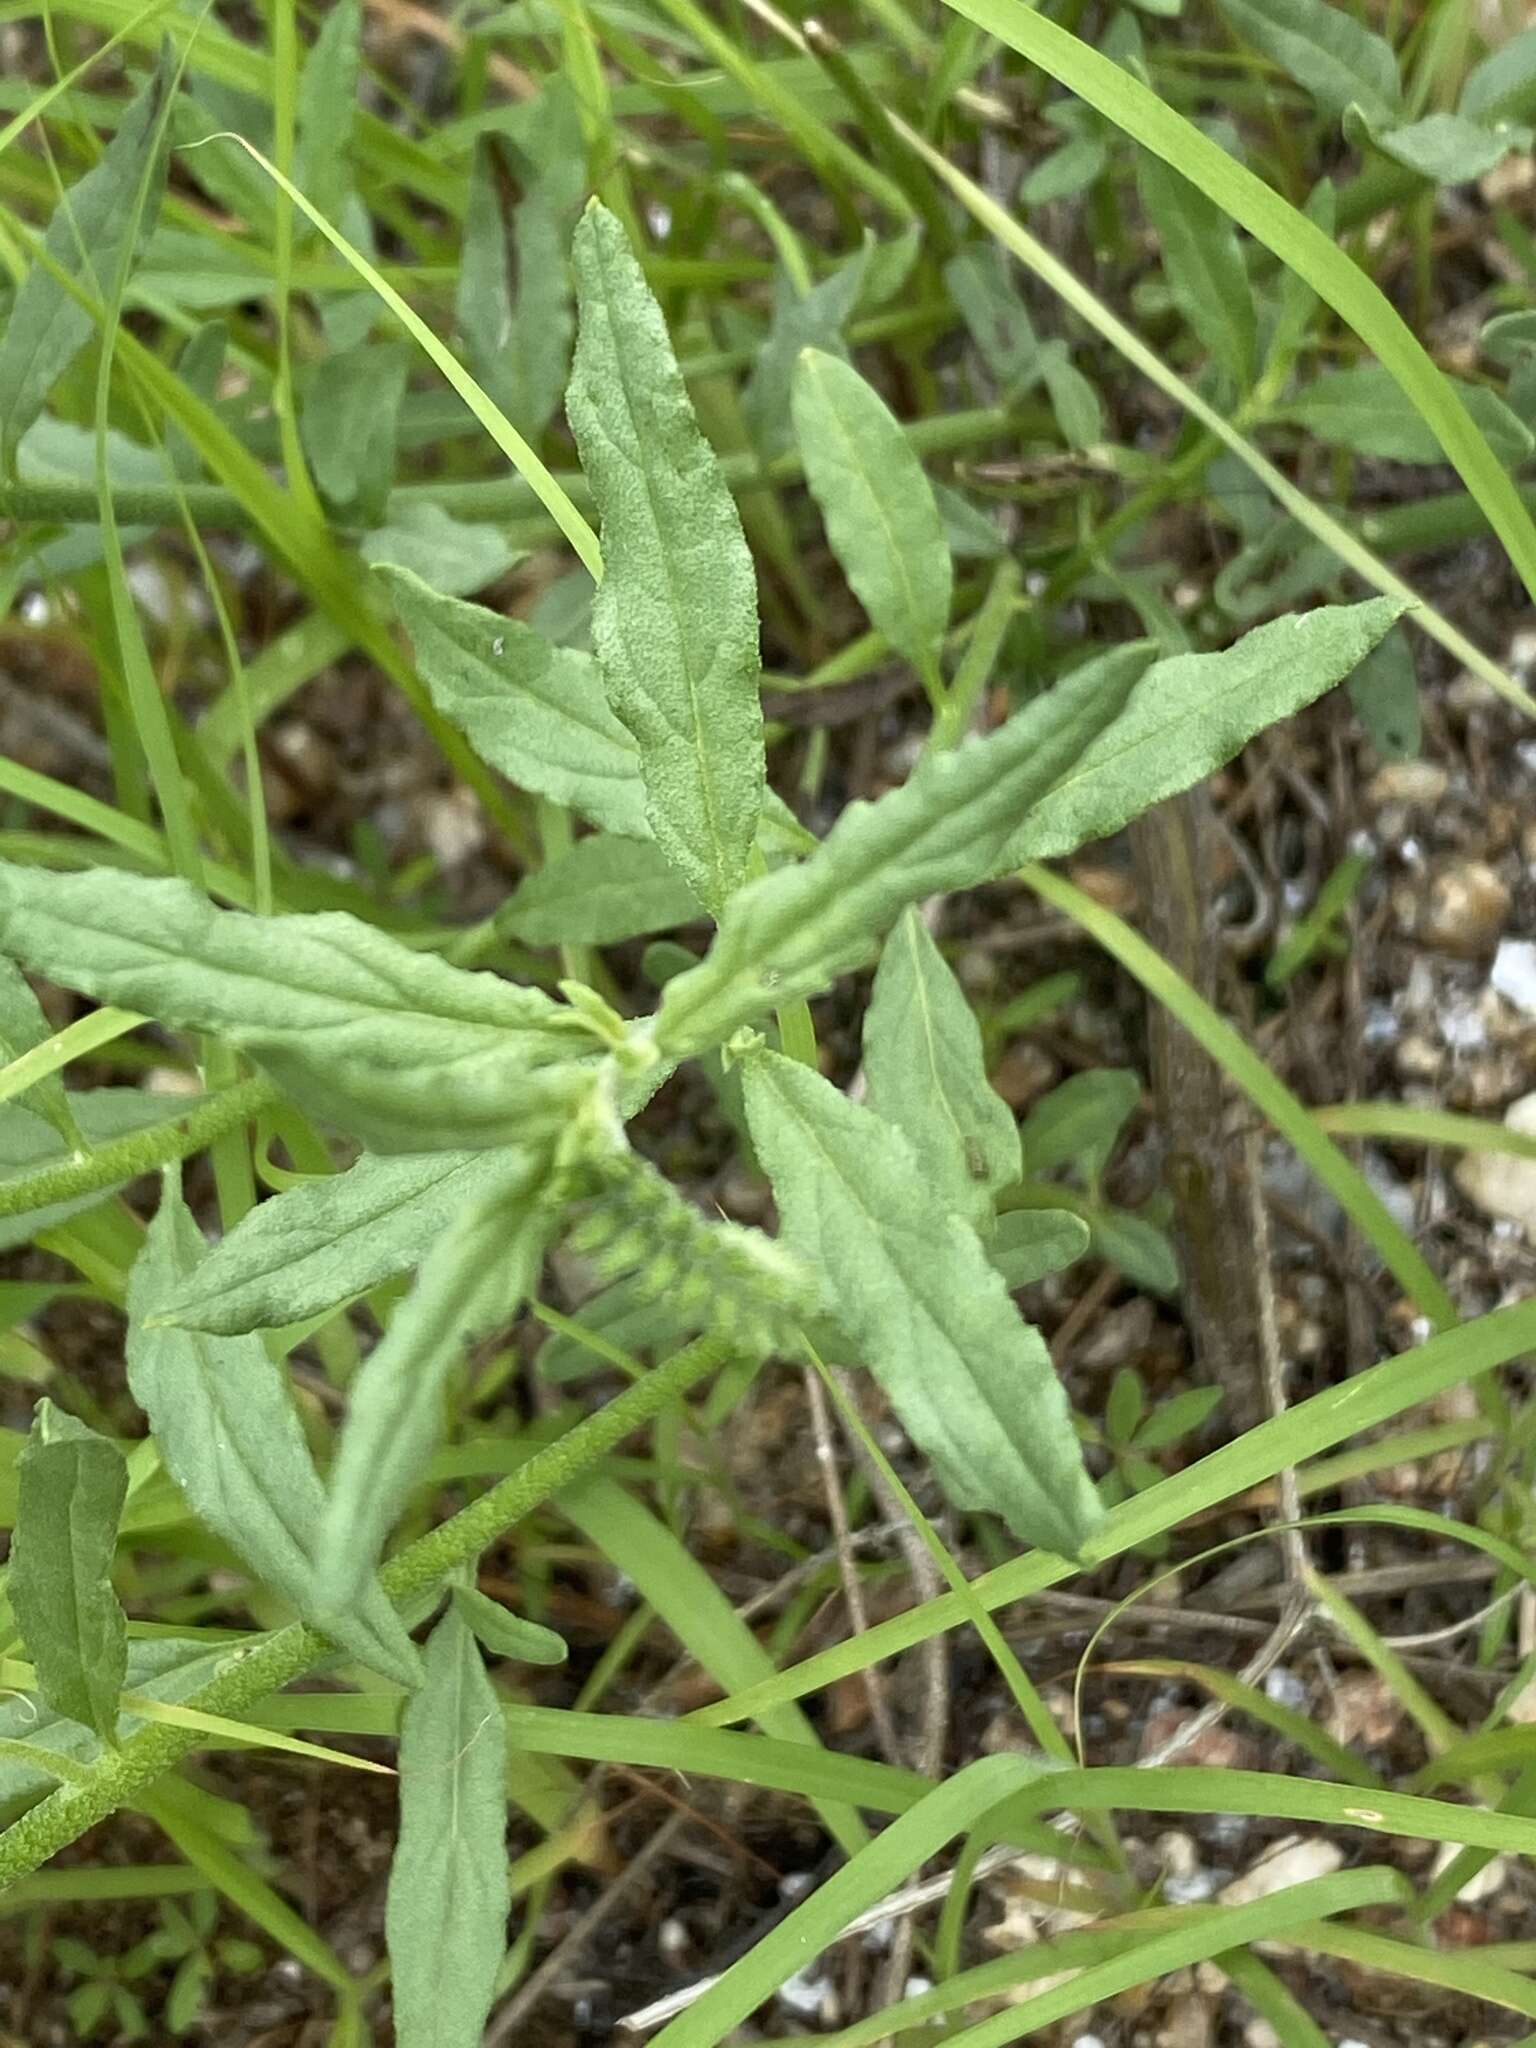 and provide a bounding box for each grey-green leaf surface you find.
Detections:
[0,866,588,1154]
[0,1088,202,1252]
[126,1178,422,1688]
[1090,1204,1180,1294]
[499,835,703,948]
[742,244,870,457]
[1214,0,1402,126]
[386,1607,509,2048]
[792,348,953,687]
[1346,620,1420,761]
[160,1147,530,1336]
[452,1586,568,1666]
[0,50,174,470]
[0,956,77,1144]
[1372,113,1525,185]
[1137,154,1254,386]
[742,1049,1102,1557]
[990,1207,1090,1290]
[657,648,1143,1058]
[293,0,361,231]
[945,243,1042,396]
[1280,366,1533,467]
[1461,27,1536,124]
[864,909,1019,1232]
[1020,1069,1140,1180]
[9,1400,127,1742]
[1004,600,1402,866]
[300,341,409,522]
[384,566,649,839]
[568,201,764,911]
[316,1169,550,1615]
